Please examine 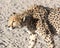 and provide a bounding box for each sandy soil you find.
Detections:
[0,0,60,48]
